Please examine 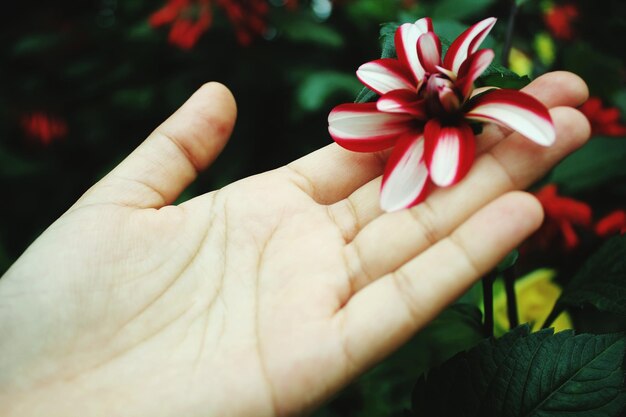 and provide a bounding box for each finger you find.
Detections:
[285,144,390,205]
[341,106,589,292]
[335,191,543,371]
[78,82,237,209]
[329,71,589,241]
